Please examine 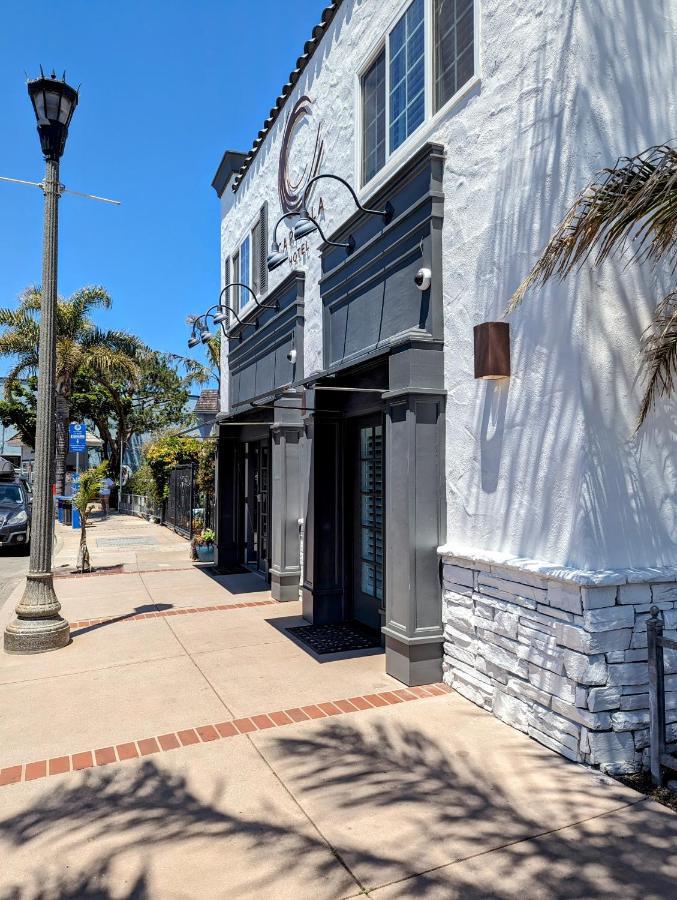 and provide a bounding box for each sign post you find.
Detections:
[68,423,86,529]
